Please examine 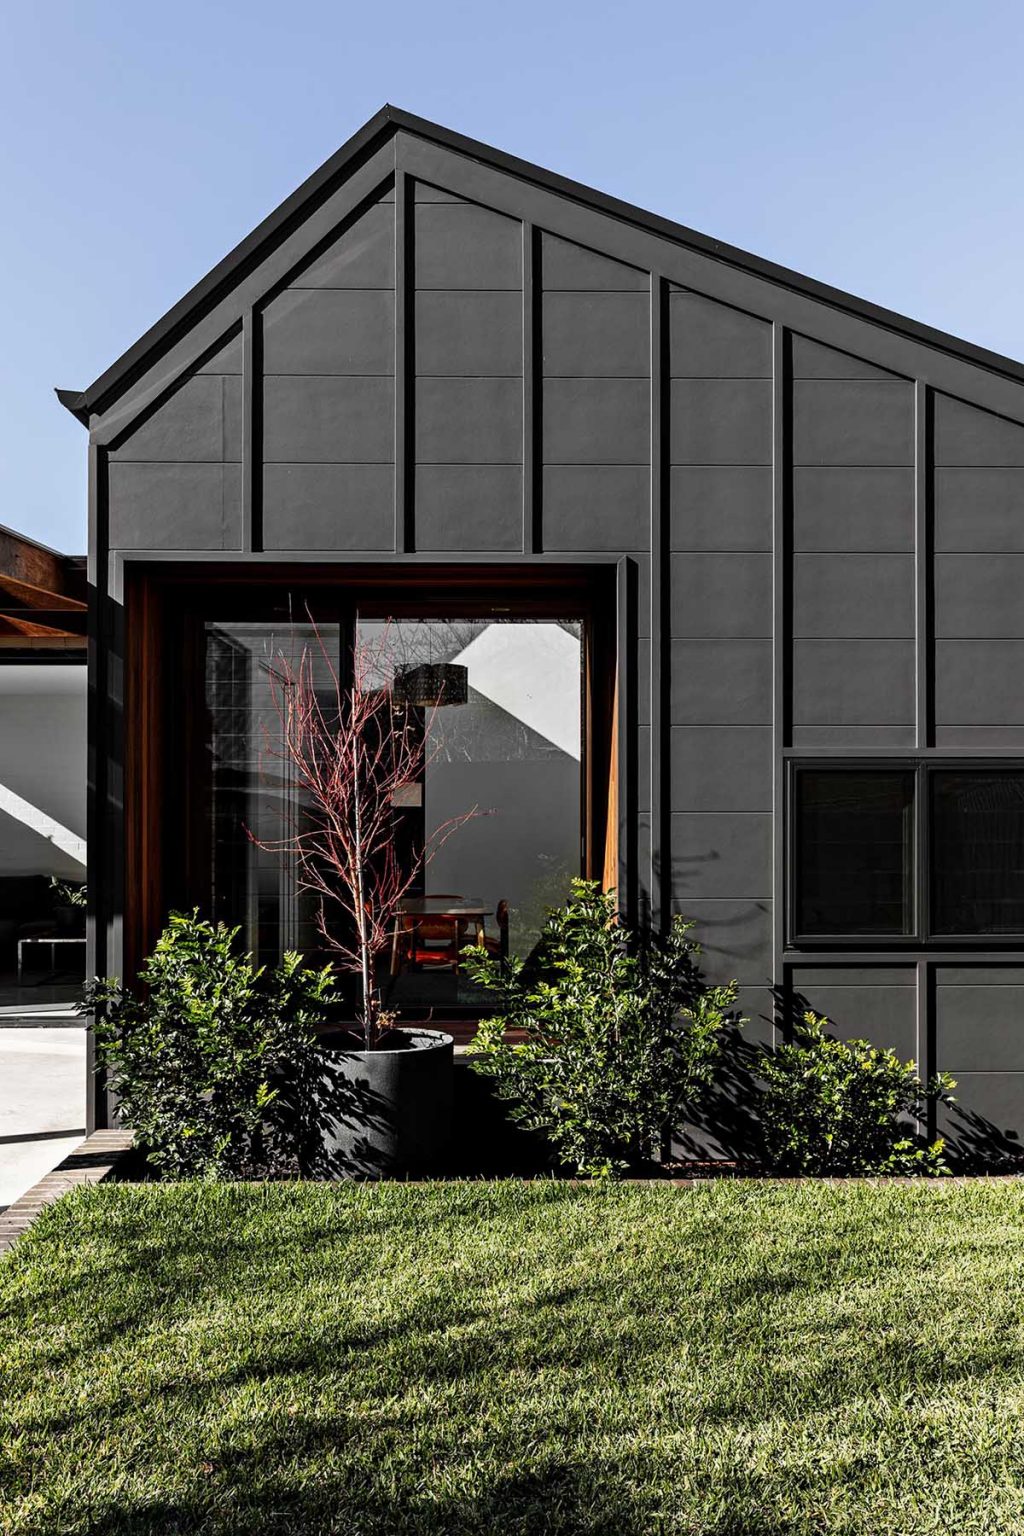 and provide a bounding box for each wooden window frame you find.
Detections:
[125,562,620,990]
